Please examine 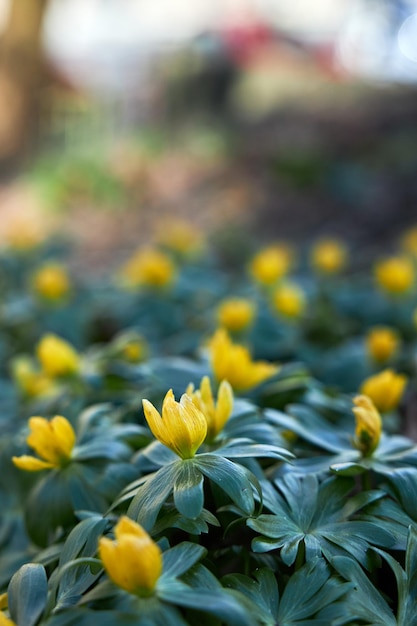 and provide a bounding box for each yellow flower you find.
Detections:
[32,263,71,301]
[156,219,204,257]
[120,248,176,289]
[11,357,57,398]
[366,326,400,364]
[353,395,382,456]
[36,334,80,377]
[360,369,407,413]
[401,226,417,257]
[208,328,279,392]
[12,415,76,471]
[0,613,15,626]
[272,282,306,319]
[142,389,207,459]
[122,340,146,363]
[311,239,347,274]
[187,376,233,441]
[375,256,414,295]
[249,245,292,286]
[217,298,256,332]
[99,516,162,596]
[0,594,7,611]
